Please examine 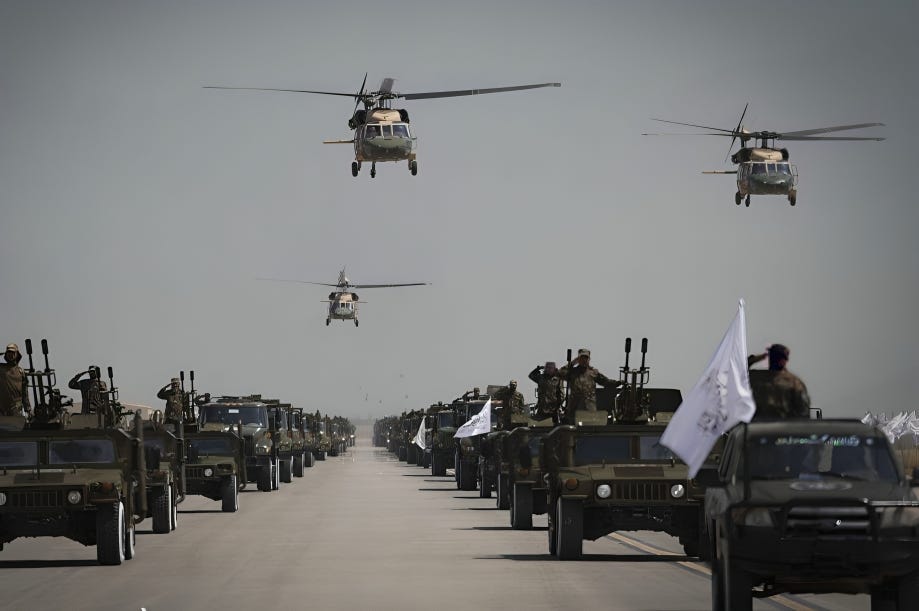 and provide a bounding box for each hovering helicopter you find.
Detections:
[258,268,427,327]
[643,104,885,207]
[205,75,560,178]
